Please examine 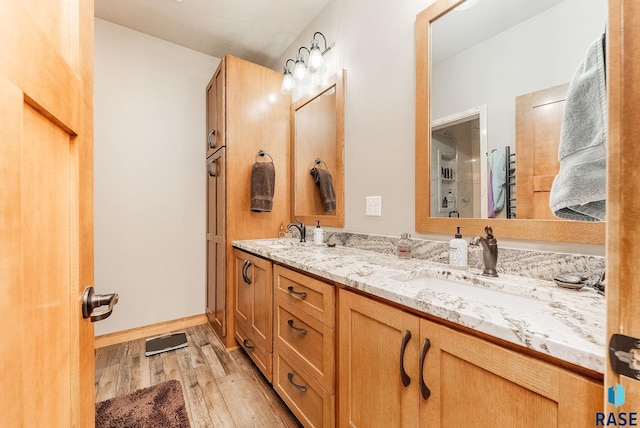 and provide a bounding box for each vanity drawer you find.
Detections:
[274,297,335,393]
[274,347,335,428]
[273,265,335,326]
[235,322,272,383]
